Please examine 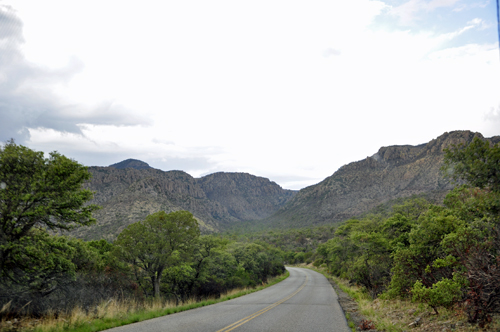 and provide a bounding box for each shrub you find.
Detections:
[411,276,462,315]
